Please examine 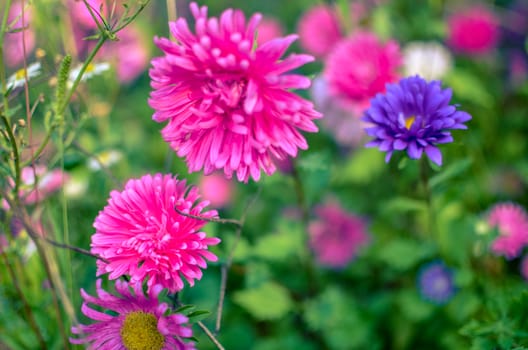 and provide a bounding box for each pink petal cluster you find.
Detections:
[487,202,528,259]
[308,200,370,268]
[70,279,196,349]
[324,31,402,113]
[198,173,234,208]
[91,174,220,292]
[297,5,342,58]
[149,2,321,182]
[447,6,499,55]
[4,1,35,68]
